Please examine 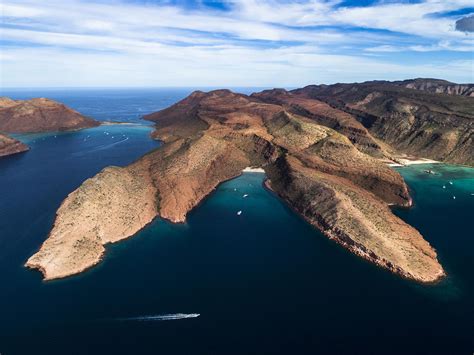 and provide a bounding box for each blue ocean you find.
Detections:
[0,89,472,354]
